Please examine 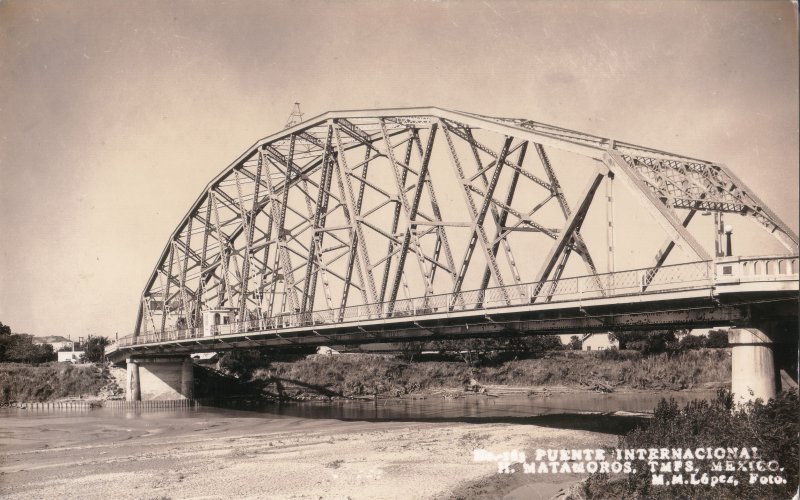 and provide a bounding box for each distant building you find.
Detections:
[581,333,619,351]
[58,351,84,363]
[316,346,339,356]
[191,352,219,363]
[304,346,341,360]
[33,335,74,352]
